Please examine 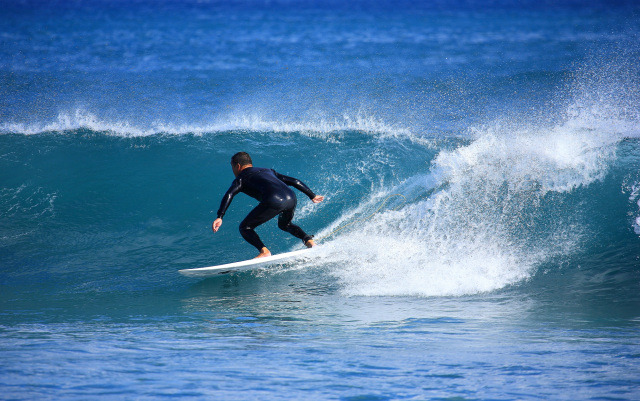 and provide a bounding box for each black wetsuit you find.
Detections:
[217,167,316,250]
